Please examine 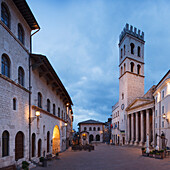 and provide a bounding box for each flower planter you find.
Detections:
[155,154,163,159]
[142,153,149,157]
